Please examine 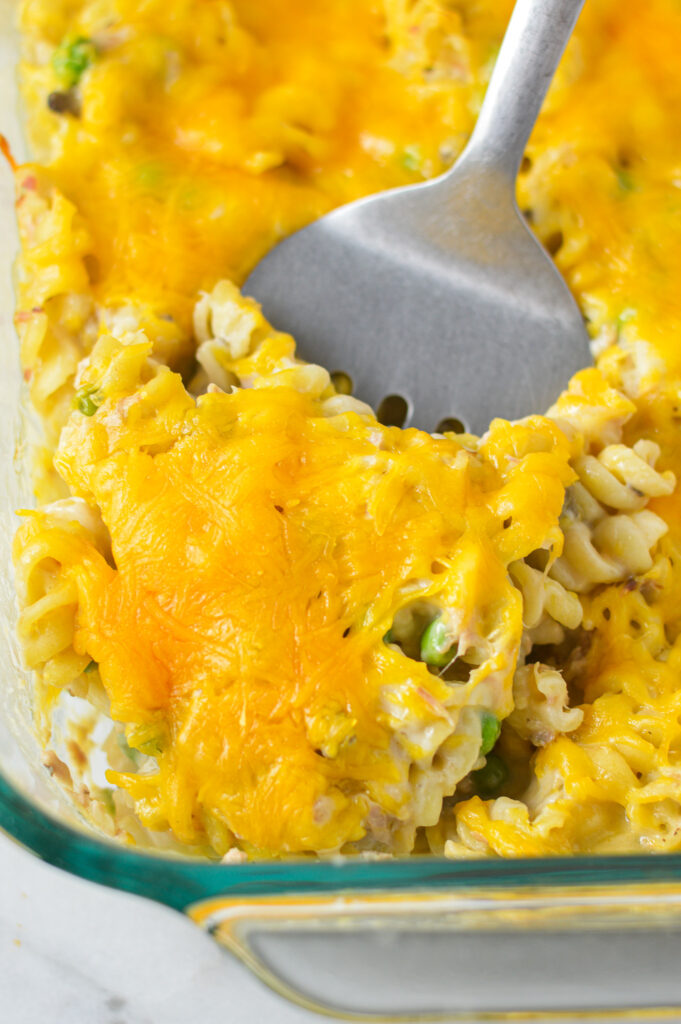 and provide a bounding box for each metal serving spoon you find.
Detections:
[244,0,589,435]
